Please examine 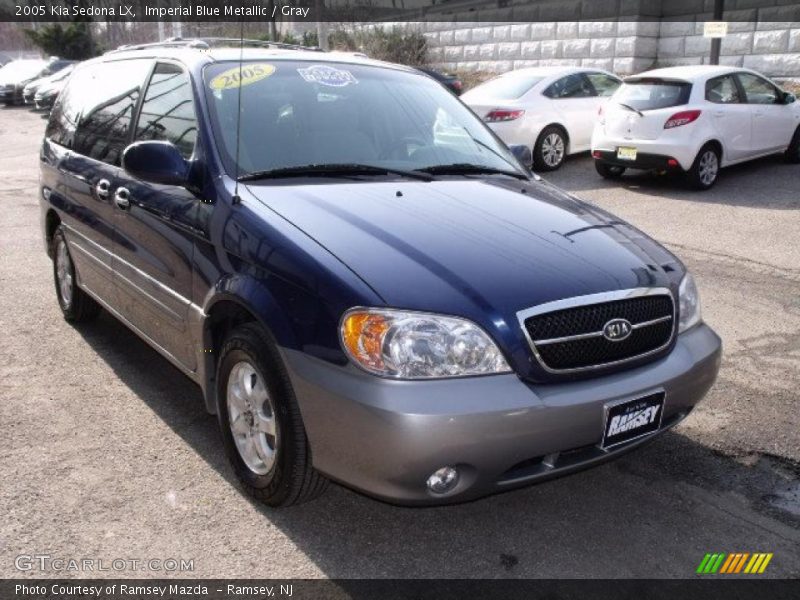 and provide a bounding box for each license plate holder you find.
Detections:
[616,146,638,161]
[602,392,665,449]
